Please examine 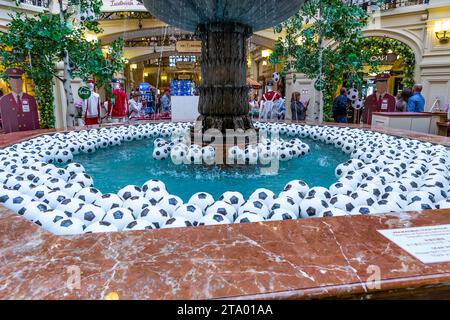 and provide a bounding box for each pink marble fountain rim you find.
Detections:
[1,122,450,299]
